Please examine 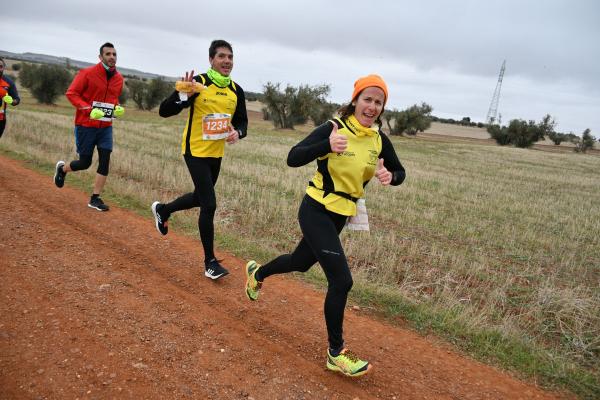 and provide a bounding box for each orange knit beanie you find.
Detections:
[352,74,388,104]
